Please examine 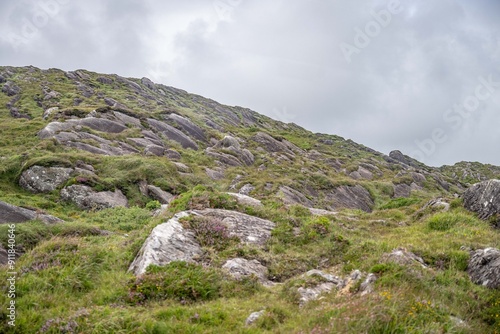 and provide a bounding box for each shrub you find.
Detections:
[181,216,238,251]
[127,262,223,304]
[145,200,161,210]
